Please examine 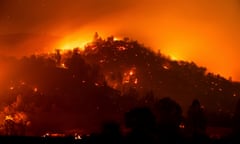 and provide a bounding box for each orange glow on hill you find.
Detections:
[50,29,234,81]
[50,26,123,53]
[43,17,238,80]
[54,37,89,52]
